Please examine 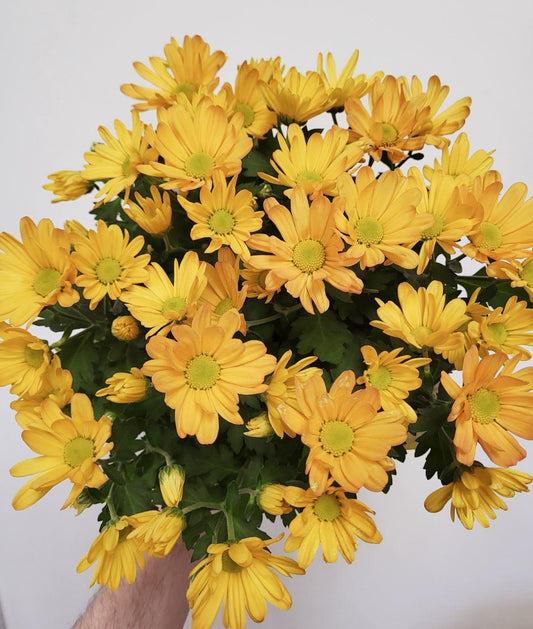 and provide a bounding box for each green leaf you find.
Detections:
[57,329,98,389]
[290,311,352,363]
